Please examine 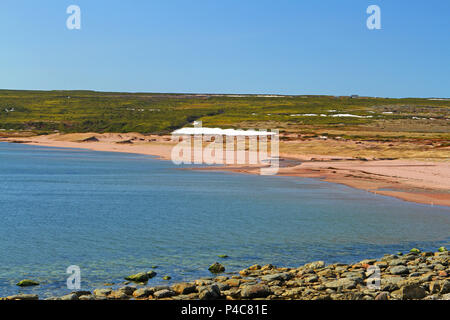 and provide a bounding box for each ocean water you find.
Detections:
[0,142,449,298]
